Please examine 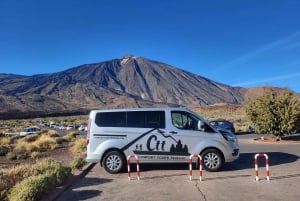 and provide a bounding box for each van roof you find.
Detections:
[89,107,189,113]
